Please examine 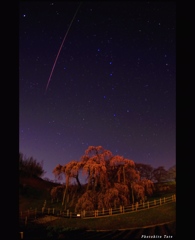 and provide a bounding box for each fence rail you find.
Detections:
[19,194,176,224]
[82,194,176,218]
